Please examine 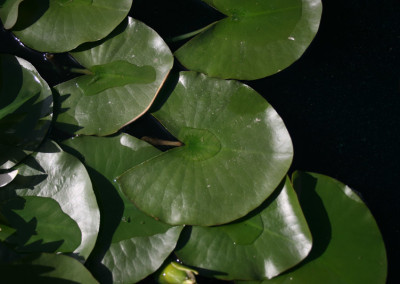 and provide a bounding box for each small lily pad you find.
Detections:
[175,0,322,79]
[55,17,174,136]
[10,0,132,52]
[118,71,293,226]
[175,177,312,280]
